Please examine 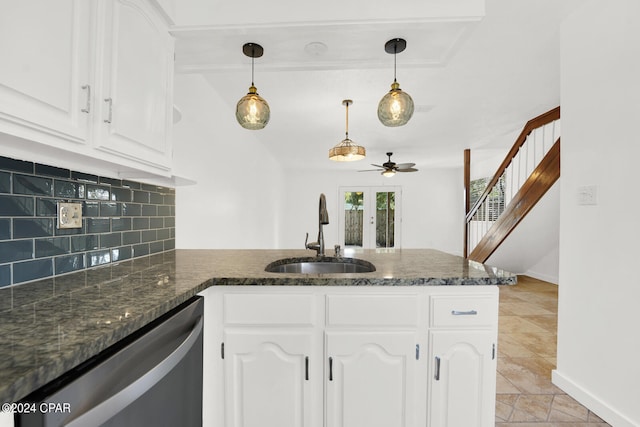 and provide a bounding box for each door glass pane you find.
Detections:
[376,192,395,248]
[344,191,364,247]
